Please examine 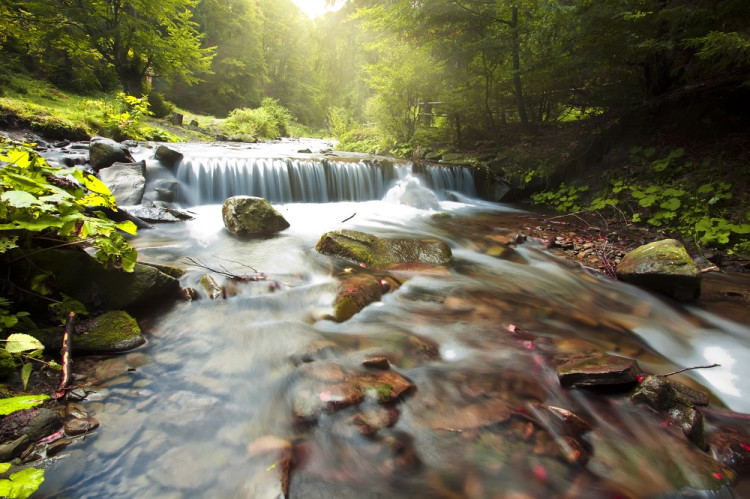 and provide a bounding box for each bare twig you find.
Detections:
[184,257,266,281]
[656,364,721,378]
[341,212,356,223]
[55,312,75,400]
[217,256,259,274]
